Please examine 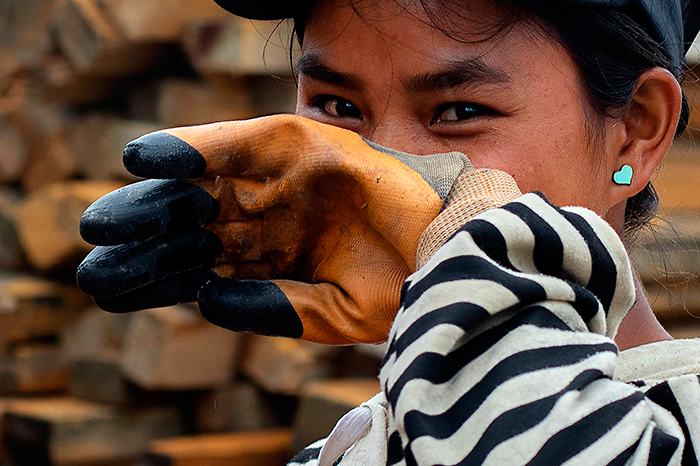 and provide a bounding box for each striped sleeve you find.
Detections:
[380,192,695,466]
